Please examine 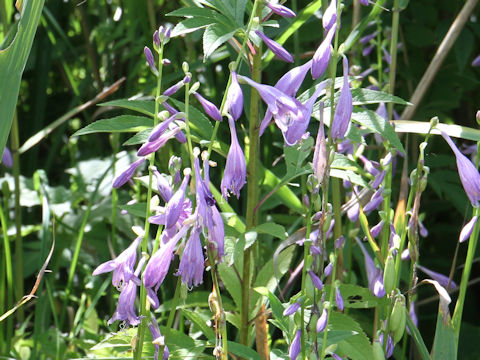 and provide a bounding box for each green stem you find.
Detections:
[452,206,480,341]
[387,0,401,120]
